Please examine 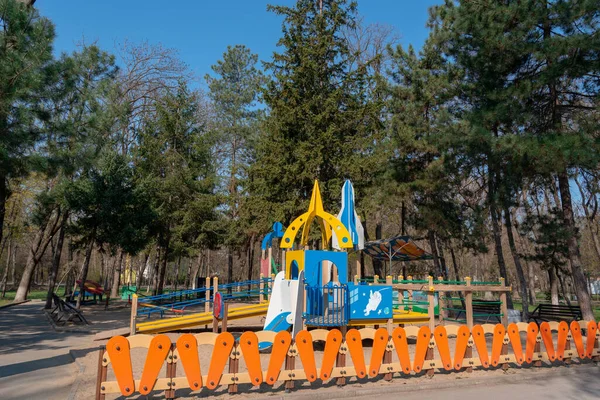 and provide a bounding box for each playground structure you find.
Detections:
[125,179,518,338]
[96,319,600,399]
